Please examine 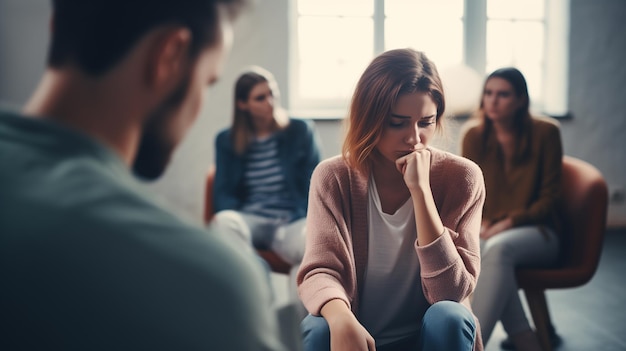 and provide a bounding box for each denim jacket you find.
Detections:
[213,118,321,222]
